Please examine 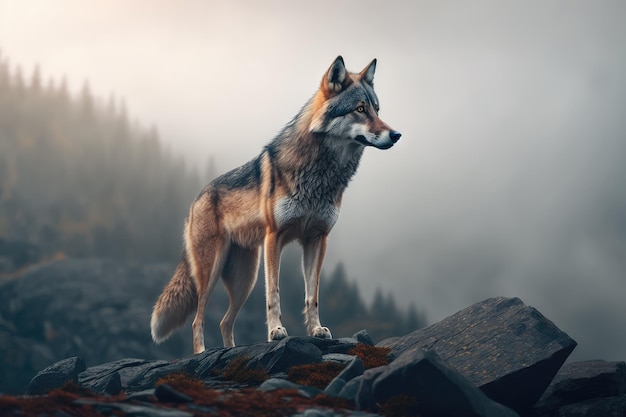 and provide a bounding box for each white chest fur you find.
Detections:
[273,197,339,231]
